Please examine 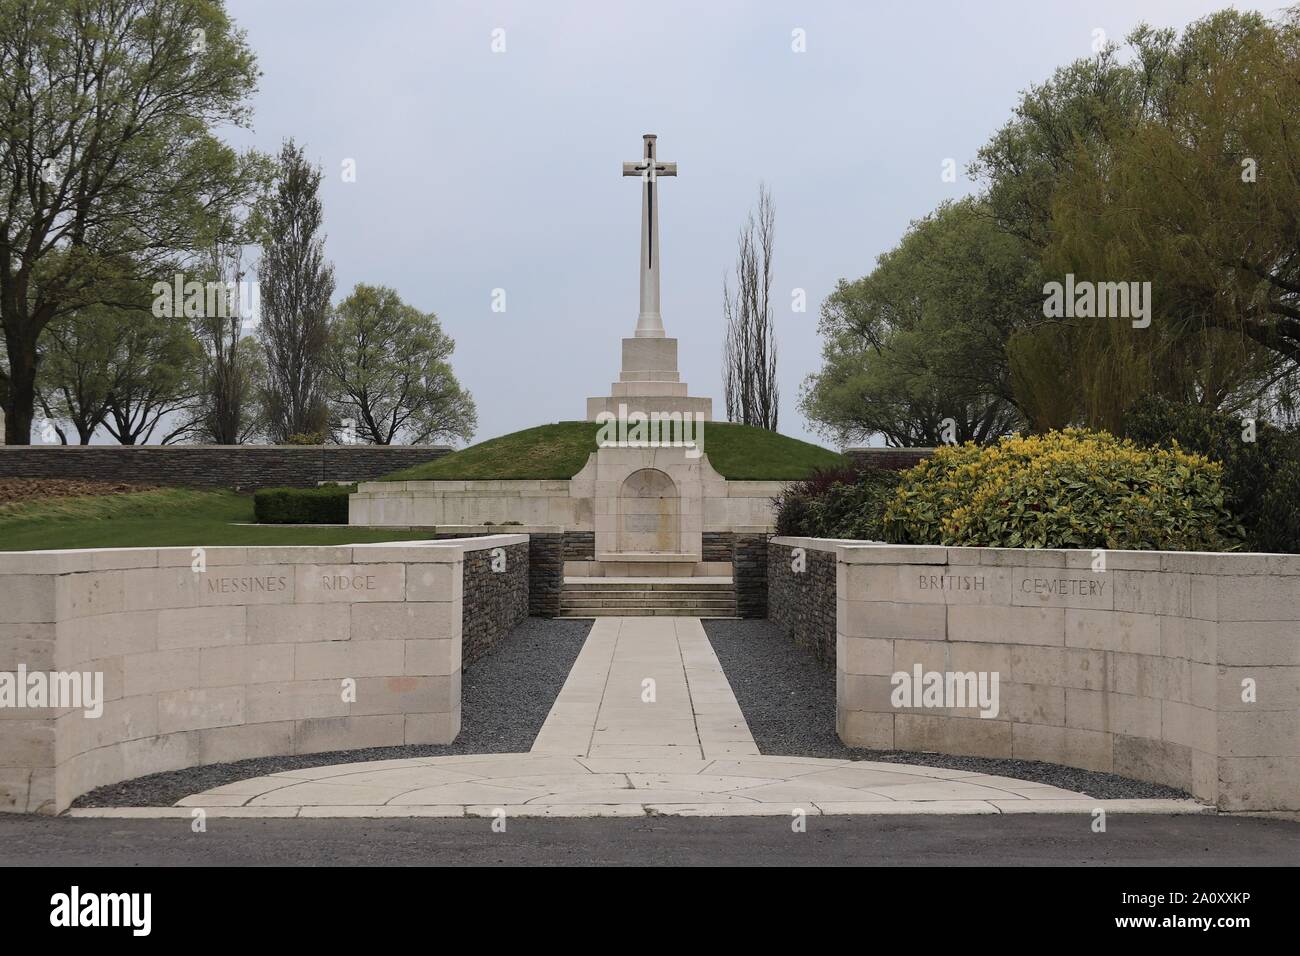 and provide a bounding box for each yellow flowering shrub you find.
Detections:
[882,429,1242,551]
